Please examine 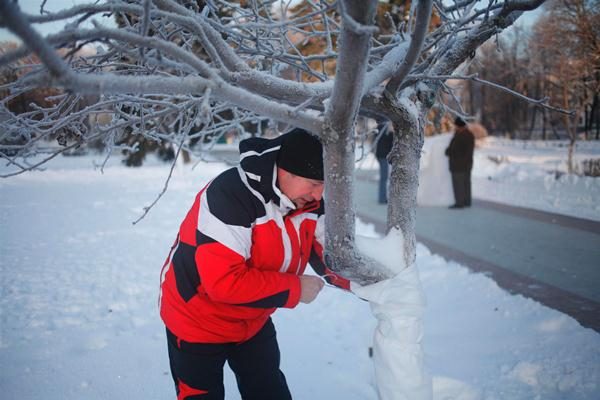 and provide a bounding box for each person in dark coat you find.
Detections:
[445,117,475,208]
[375,120,393,204]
